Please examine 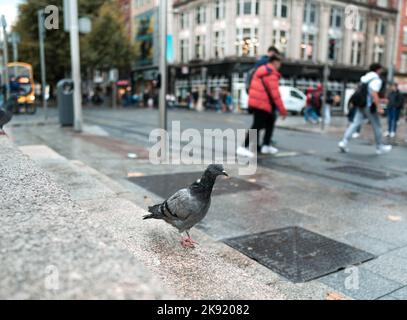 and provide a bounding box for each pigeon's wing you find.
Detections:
[164,188,194,221]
